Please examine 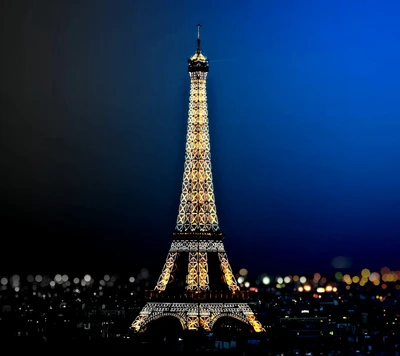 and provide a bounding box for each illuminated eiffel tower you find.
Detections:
[131,25,264,333]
